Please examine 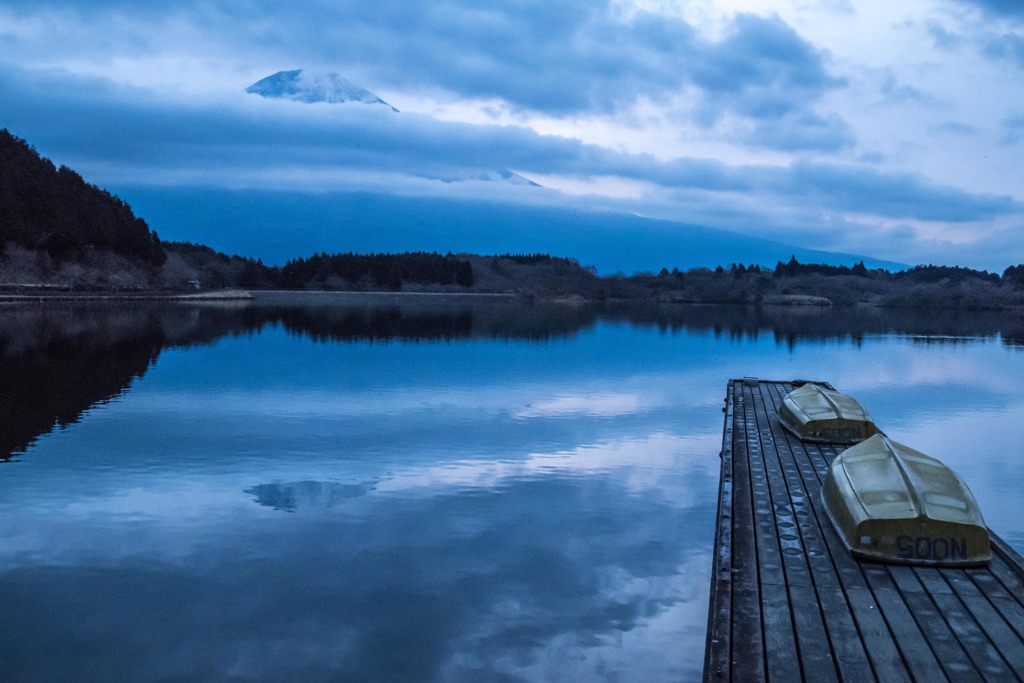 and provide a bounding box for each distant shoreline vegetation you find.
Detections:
[4,128,1024,309]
